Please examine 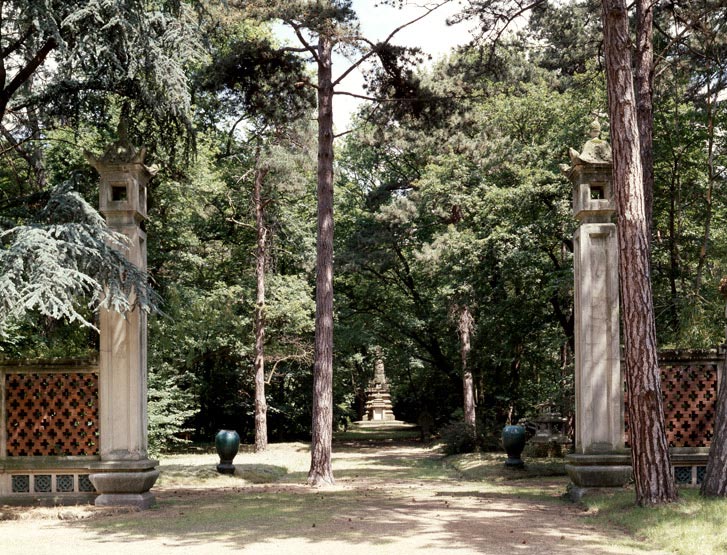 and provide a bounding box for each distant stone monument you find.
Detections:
[562,119,631,492]
[364,354,396,422]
